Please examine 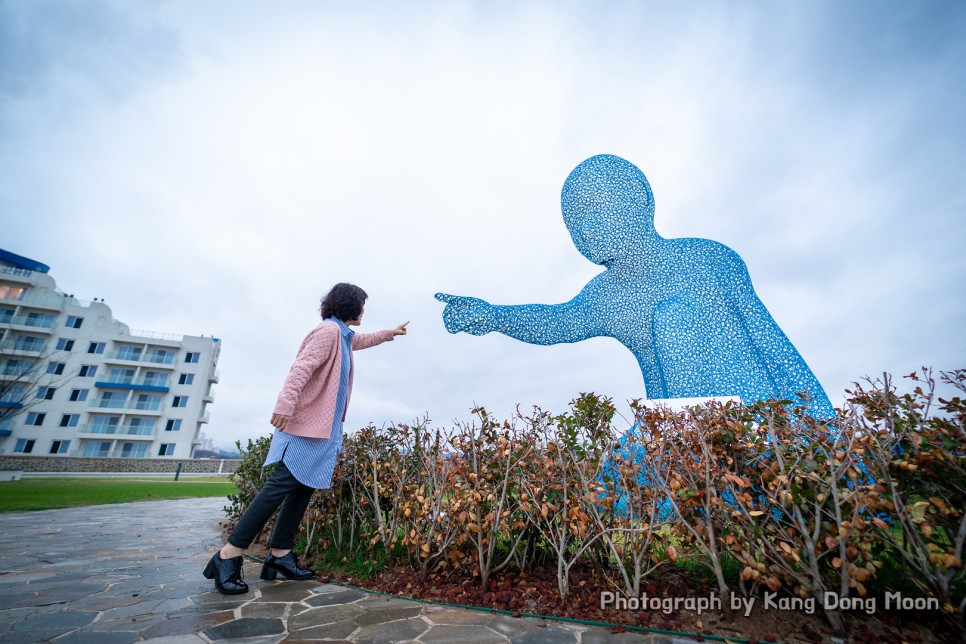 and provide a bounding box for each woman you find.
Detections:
[204,283,408,594]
